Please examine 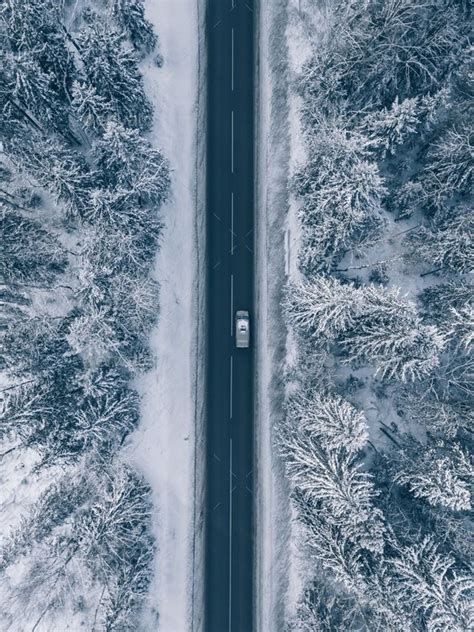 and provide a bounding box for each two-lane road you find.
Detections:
[205,0,255,630]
